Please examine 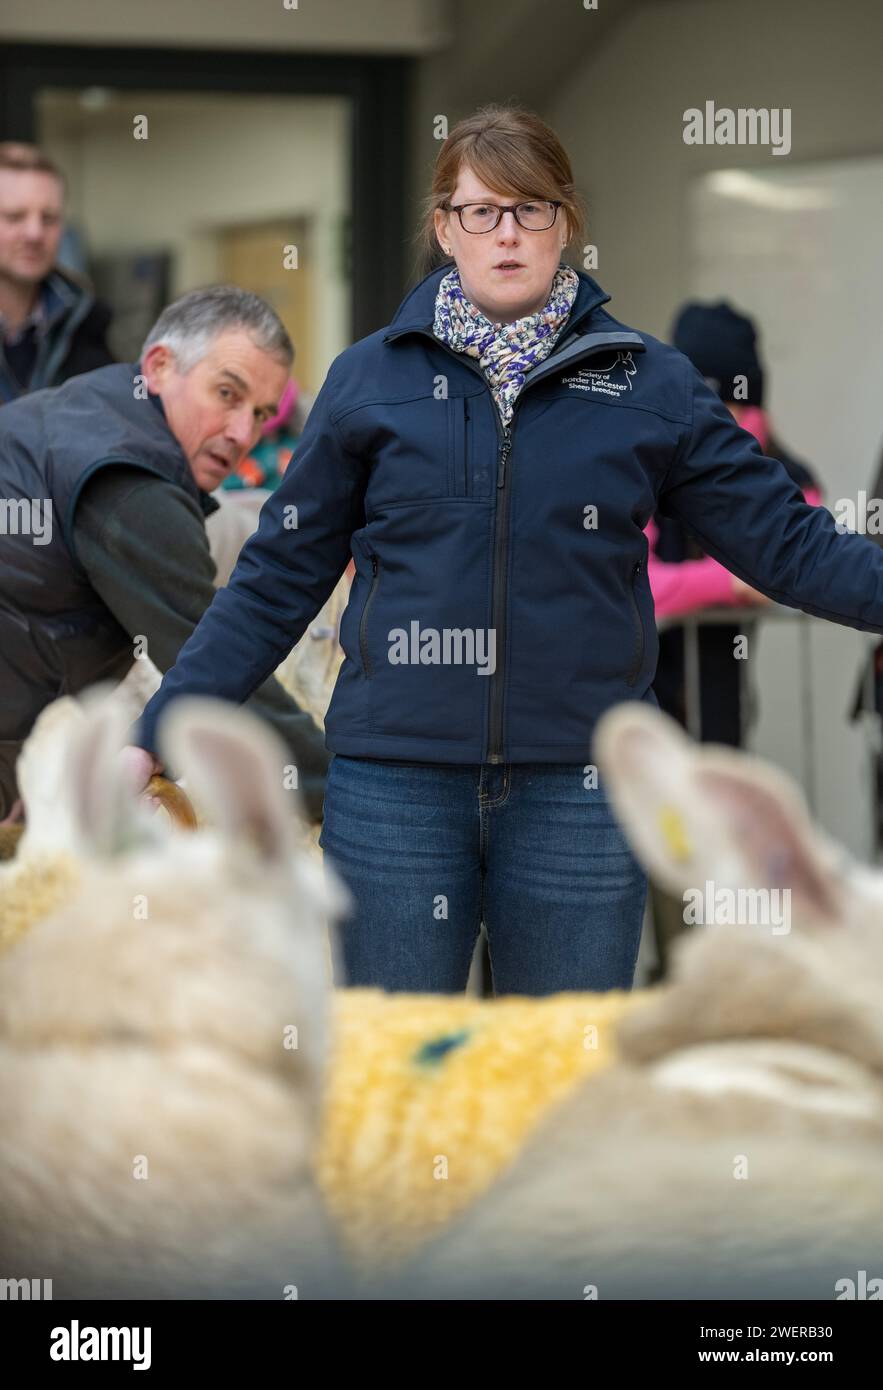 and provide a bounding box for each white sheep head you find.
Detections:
[593,702,883,1079]
[0,690,352,1298]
